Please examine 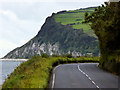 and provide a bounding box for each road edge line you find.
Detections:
[52,64,61,88]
